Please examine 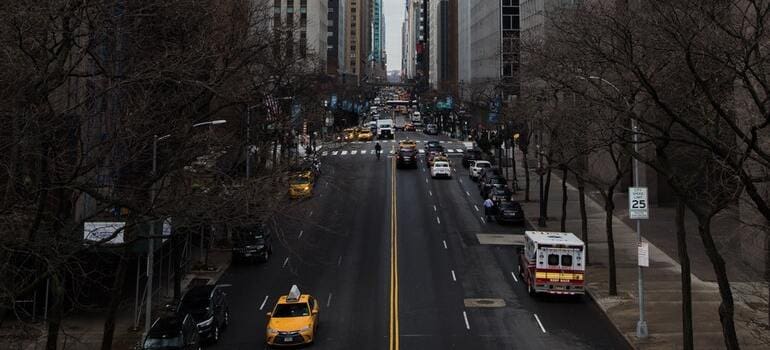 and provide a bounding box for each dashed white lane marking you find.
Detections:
[341,150,348,155]
[433,205,437,212]
[332,151,339,155]
[309,210,313,217]
[351,150,358,155]
[436,217,441,224]
[474,205,480,212]
[298,230,304,239]
[511,271,518,282]
[480,217,487,224]
[440,140,446,143]
[425,178,429,184]
[389,150,395,154]
[534,314,547,333]
[455,149,464,153]
[429,190,433,196]
[443,240,448,249]
[259,295,269,310]
[466,191,471,196]
[447,149,455,153]
[451,270,457,282]
[459,179,463,184]
[463,311,471,330]
[327,293,333,307]
[282,257,289,268]
[361,150,368,154]
[337,256,343,266]
[419,149,425,154]
[321,151,328,156]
